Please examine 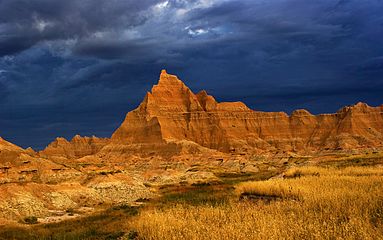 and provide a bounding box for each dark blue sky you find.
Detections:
[0,0,383,149]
